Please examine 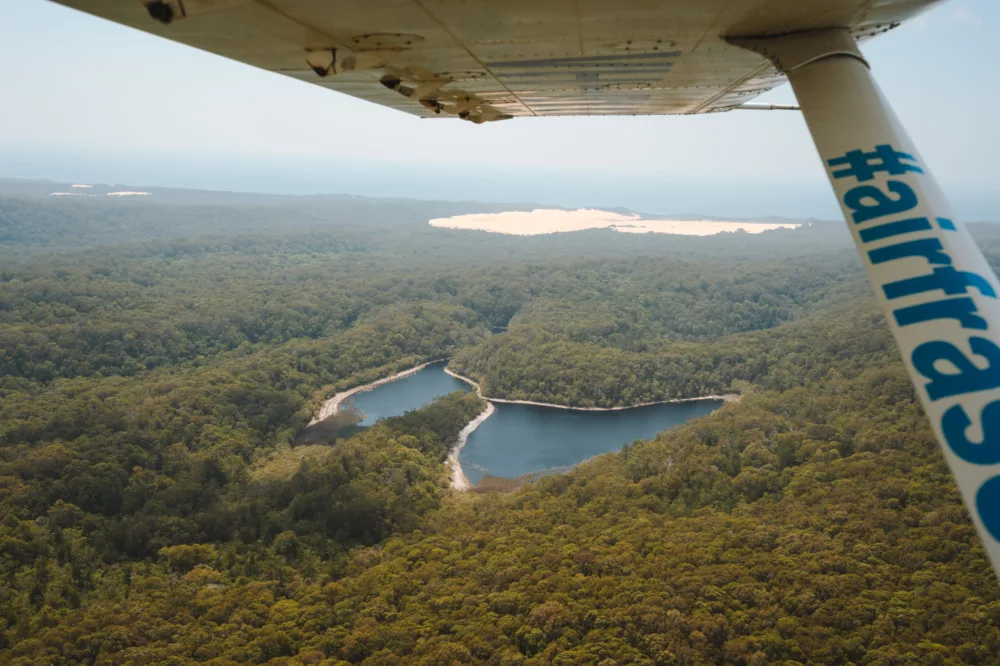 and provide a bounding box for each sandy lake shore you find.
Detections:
[447,403,496,491]
[309,360,442,426]
[443,367,738,411]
